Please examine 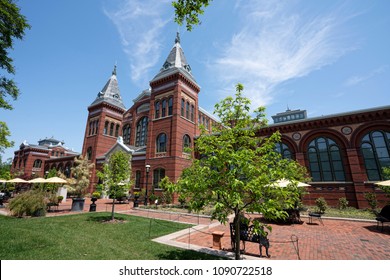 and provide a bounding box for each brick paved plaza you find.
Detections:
[1,198,389,260]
